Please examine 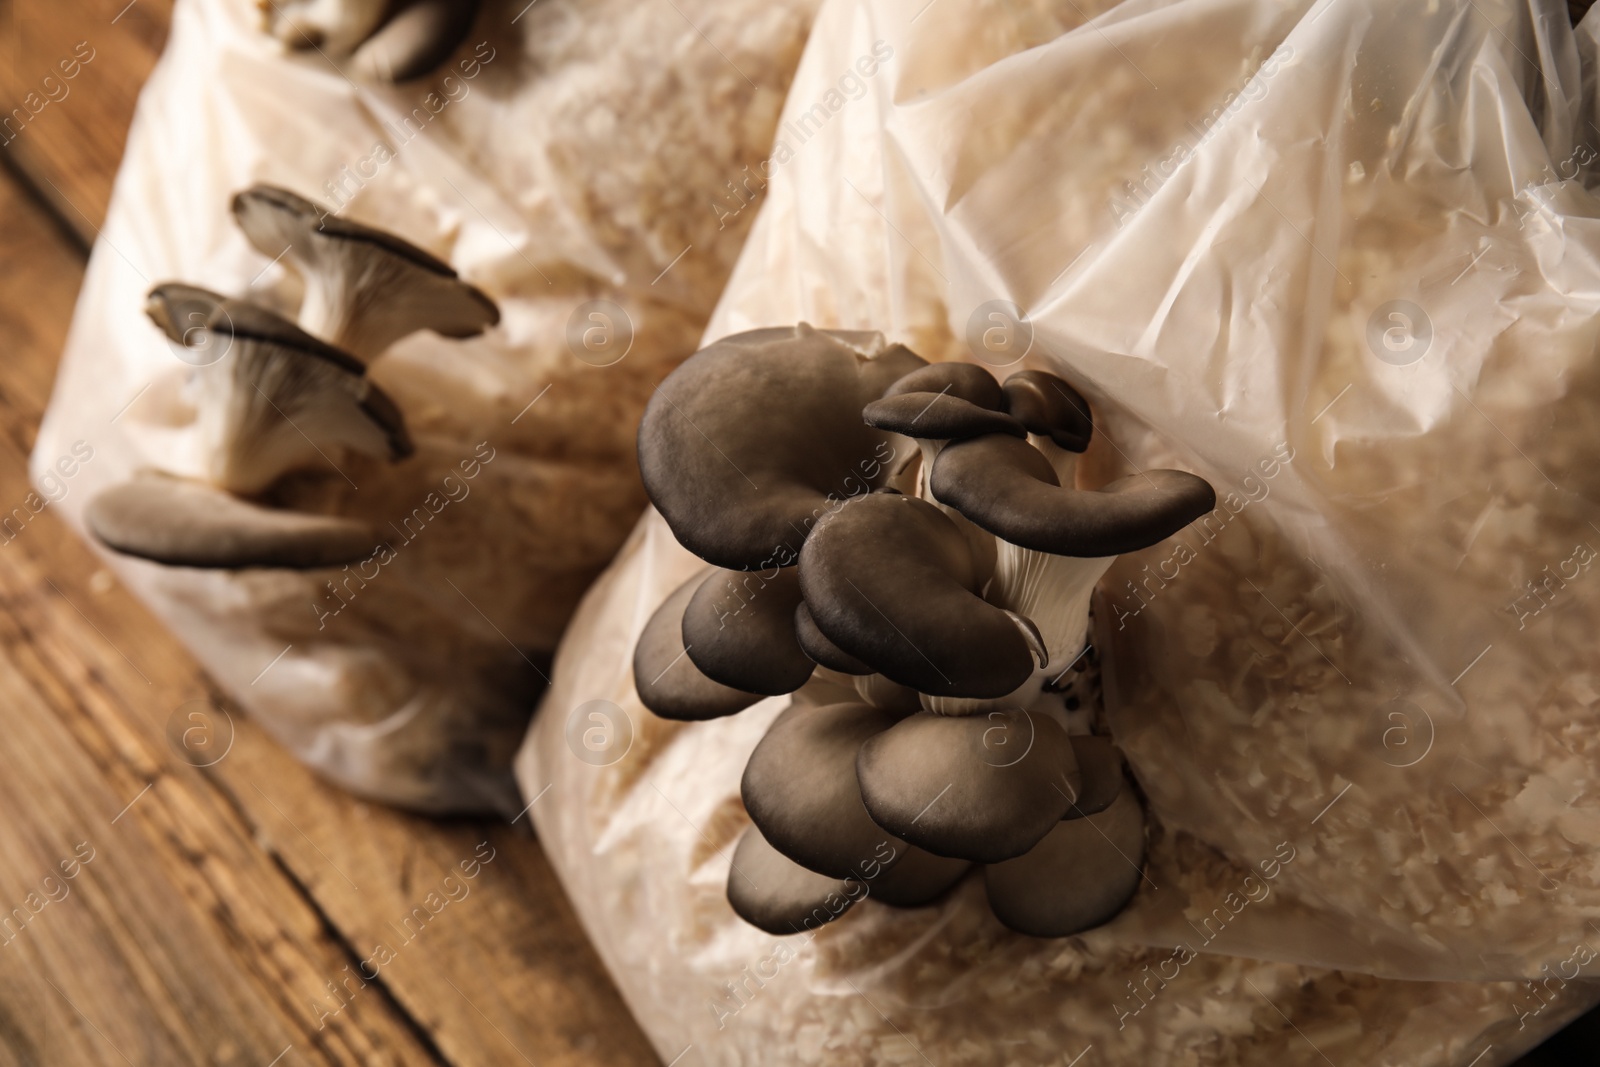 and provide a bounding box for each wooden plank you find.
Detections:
[0,0,176,242]
[0,6,662,1055]
[0,166,440,1065]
